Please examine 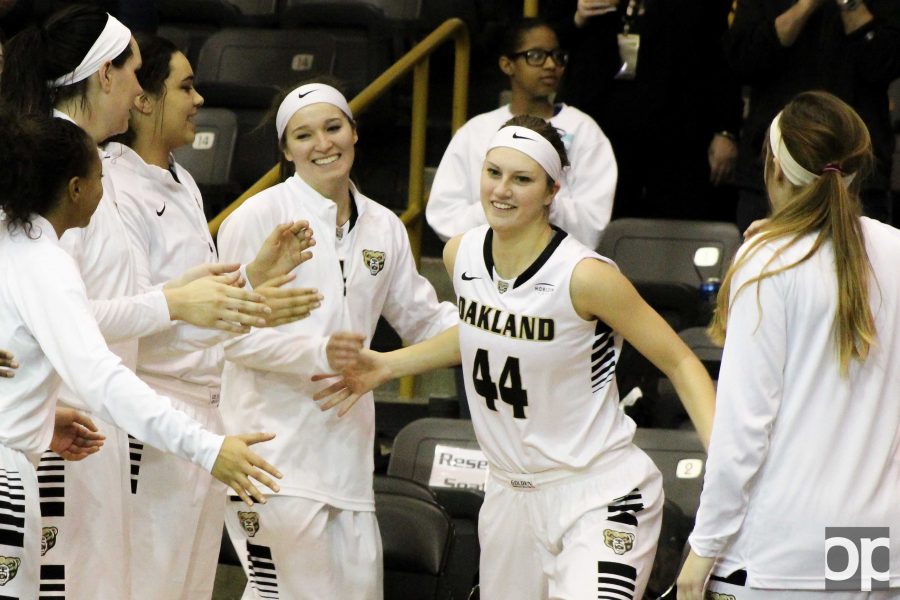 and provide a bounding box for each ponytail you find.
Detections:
[0,5,131,116]
[710,91,875,375]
